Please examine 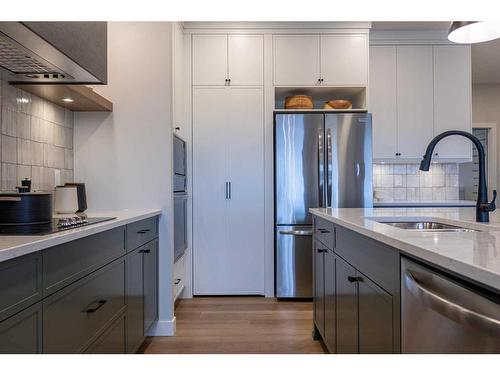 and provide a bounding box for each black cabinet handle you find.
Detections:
[395,152,401,156]
[318,228,330,234]
[317,248,328,253]
[139,249,151,254]
[83,299,107,313]
[347,276,363,283]
[137,229,150,234]
[174,278,181,285]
